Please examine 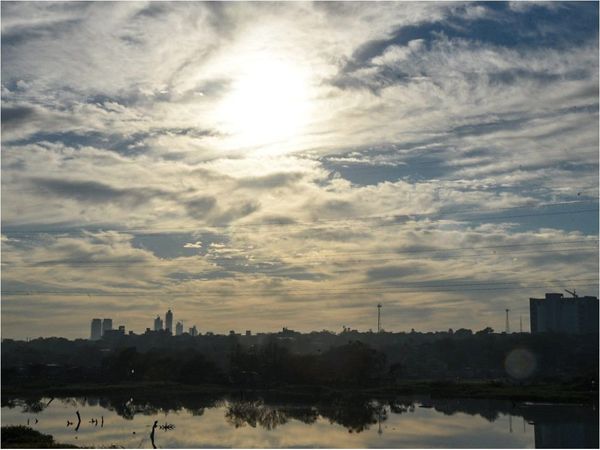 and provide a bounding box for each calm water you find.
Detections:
[2,394,598,448]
